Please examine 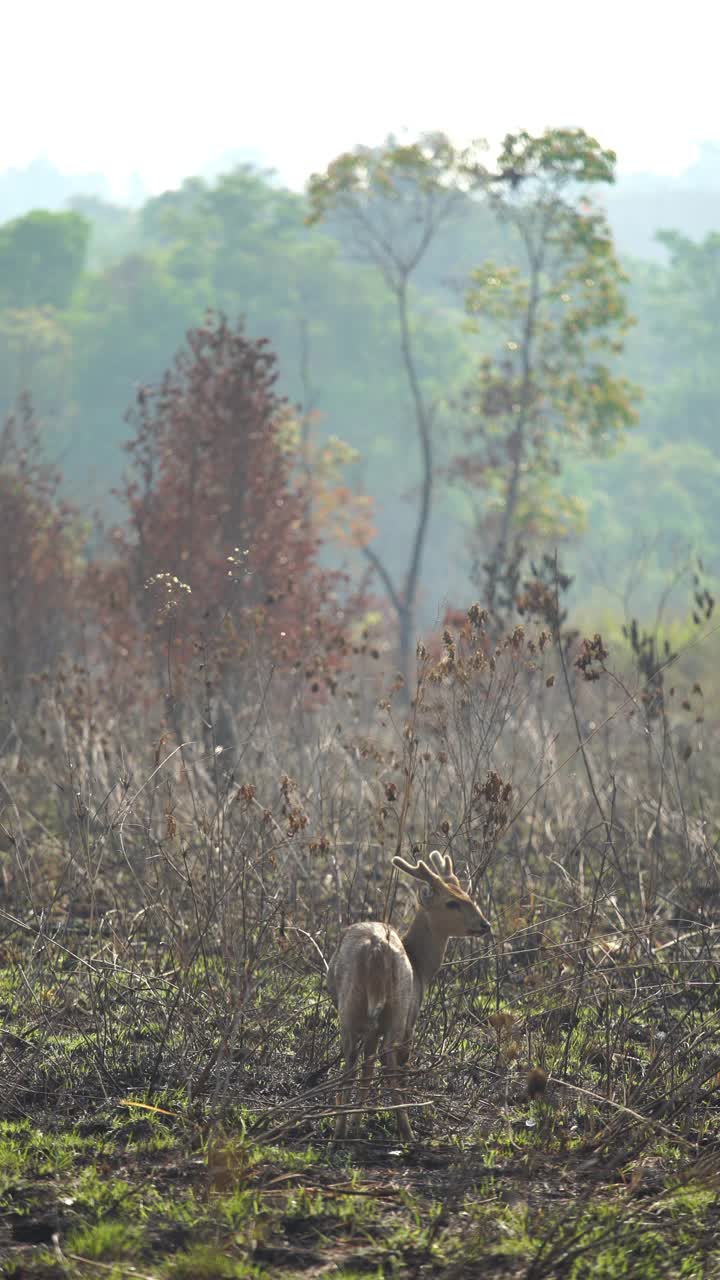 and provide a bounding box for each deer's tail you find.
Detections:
[363,940,389,1022]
